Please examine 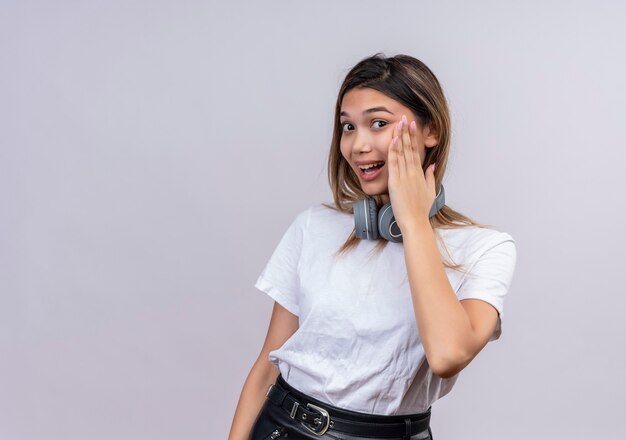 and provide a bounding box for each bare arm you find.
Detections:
[402,220,500,379]
[228,301,299,440]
